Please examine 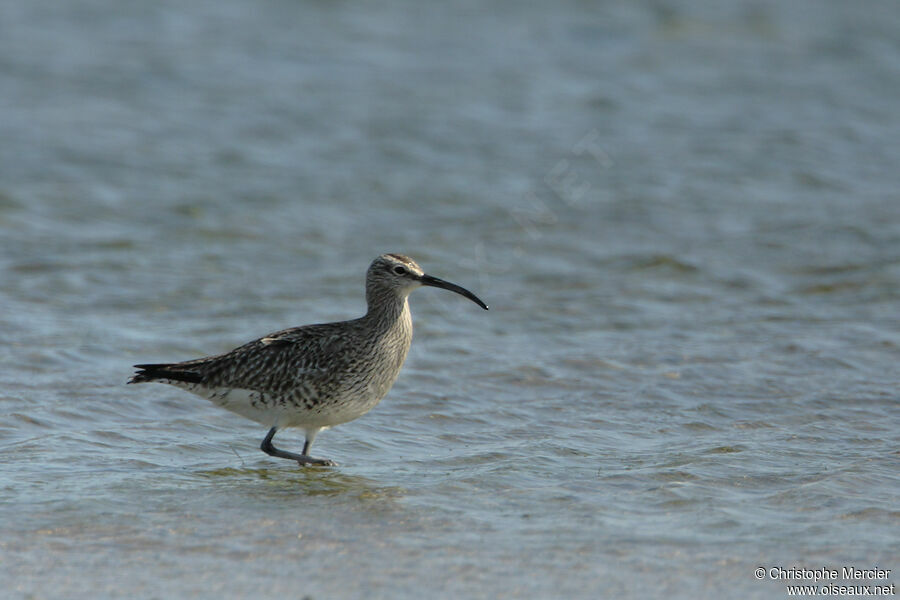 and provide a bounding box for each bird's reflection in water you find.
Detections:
[196,466,407,501]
